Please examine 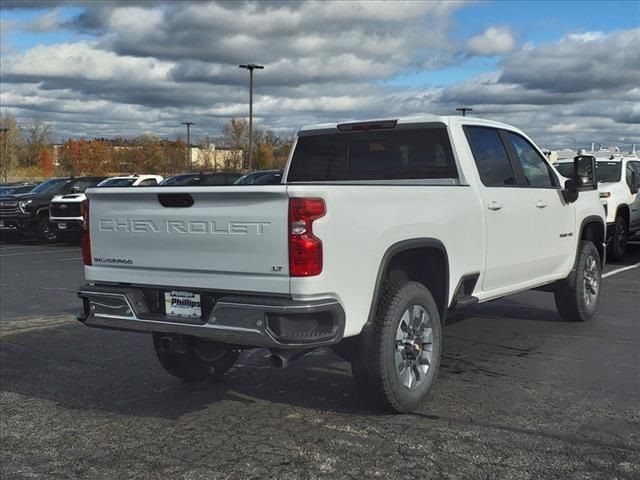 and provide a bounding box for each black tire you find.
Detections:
[607,215,628,261]
[152,333,239,382]
[351,281,442,413]
[554,240,601,322]
[37,214,58,243]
